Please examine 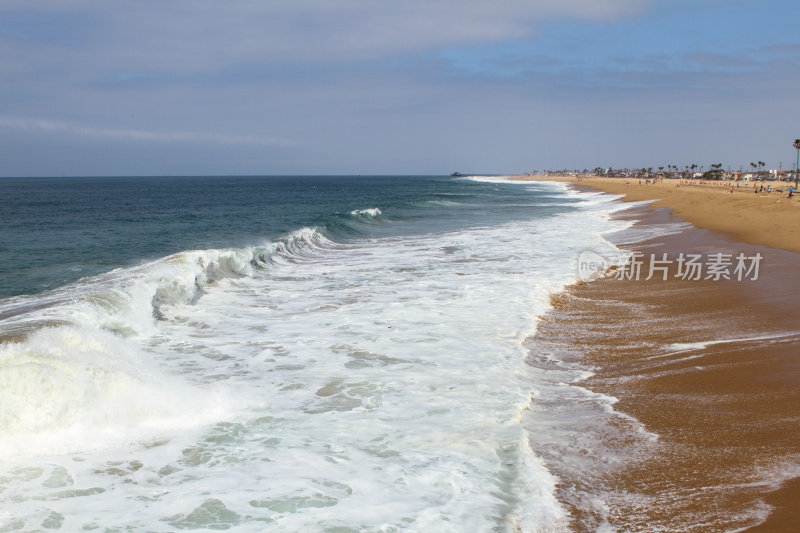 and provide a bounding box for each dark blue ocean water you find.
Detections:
[0,175,575,299]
